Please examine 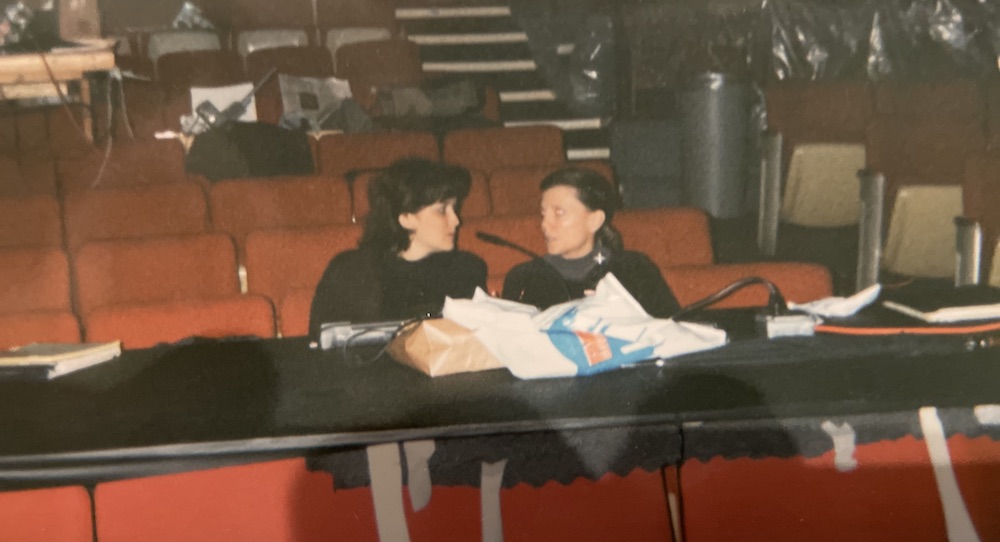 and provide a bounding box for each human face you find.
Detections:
[540,185,605,259]
[398,198,461,261]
